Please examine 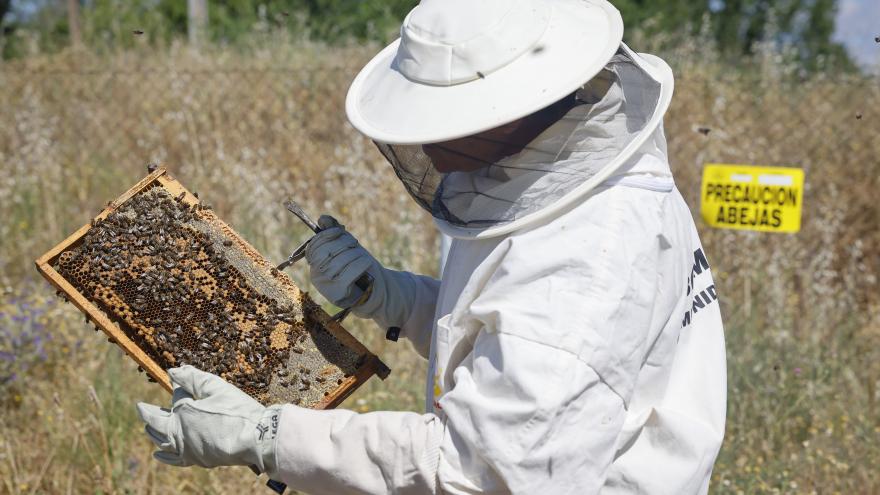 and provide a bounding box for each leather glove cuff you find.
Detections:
[353,268,417,329]
[258,405,284,477]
